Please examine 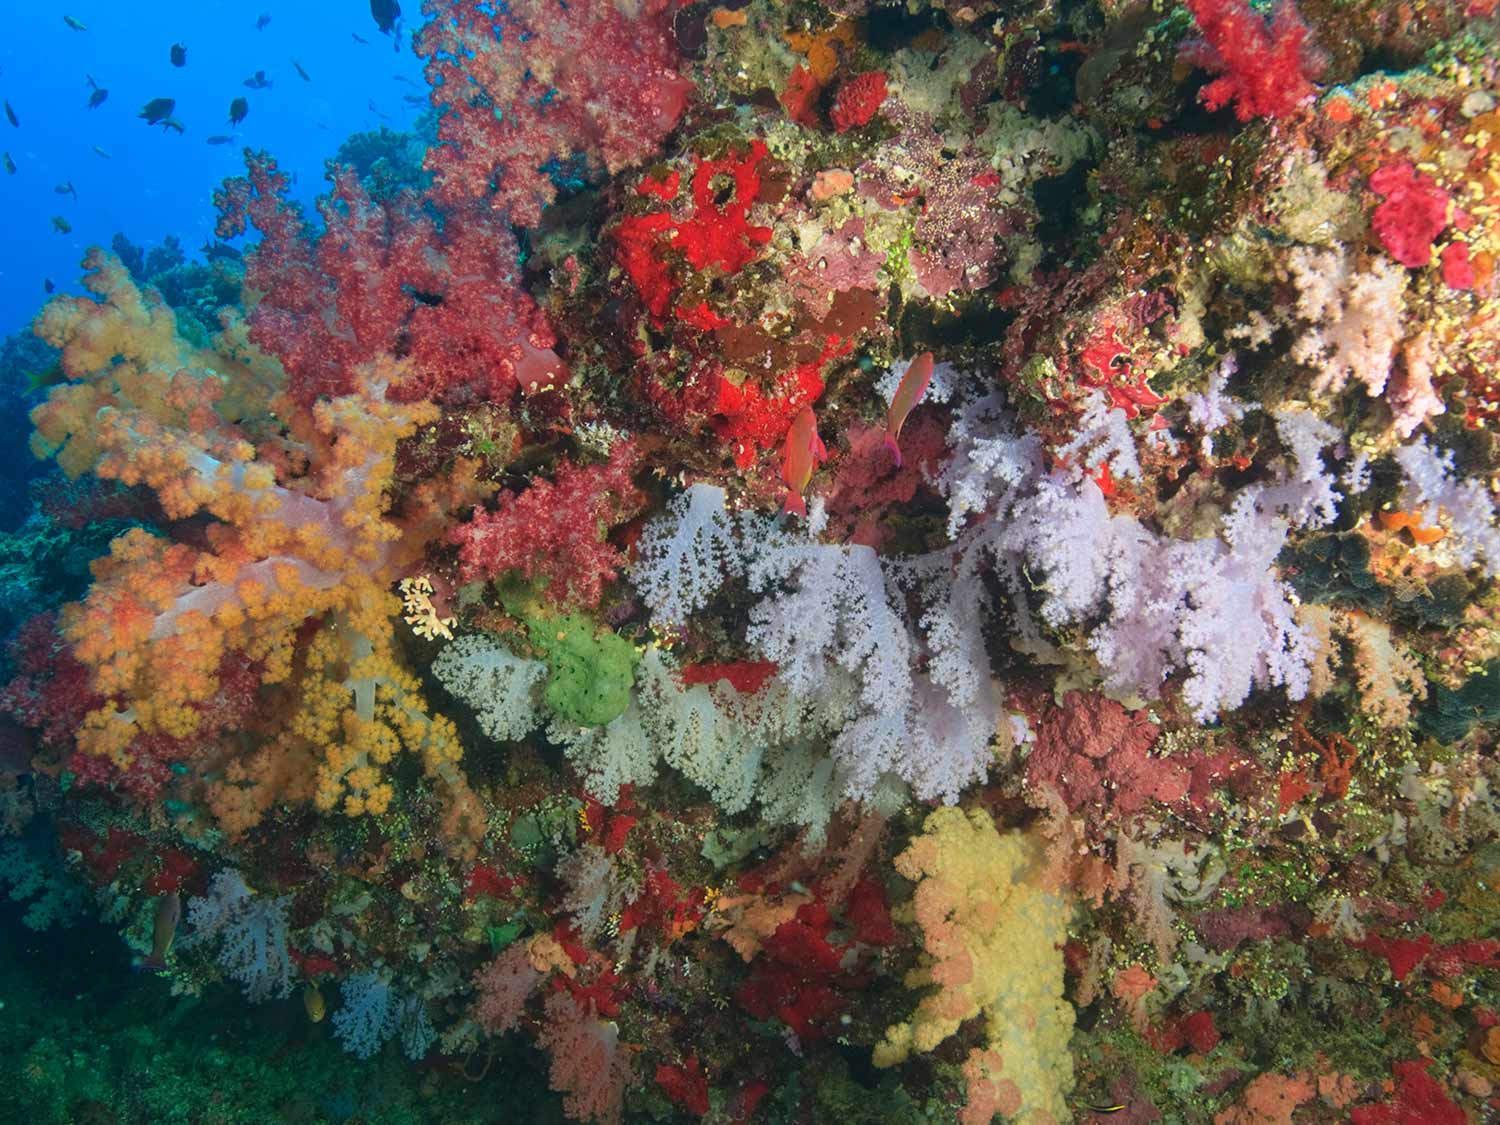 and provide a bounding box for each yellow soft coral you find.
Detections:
[875,807,1075,1125]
